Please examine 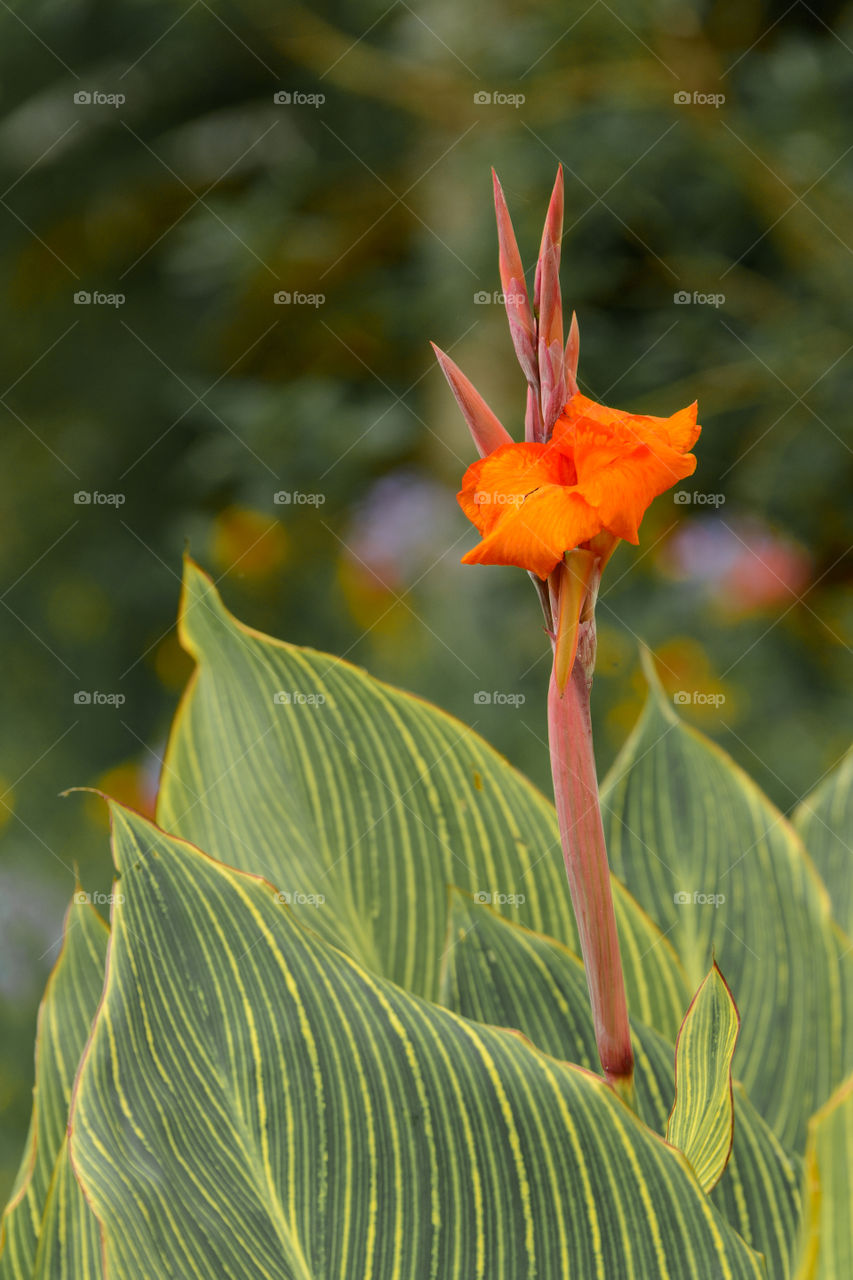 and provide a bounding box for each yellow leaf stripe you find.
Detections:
[442,893,803,1279]
[0,896,107,1280]
[68,804,765,1279]
[793,1073,853,1279]
[31,1138,102,1280]
[793,746,853,937]
[601,657,853,1149]
[713,1084,803,1280]
[667,964,739,1193]
[155,558,689,1041]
